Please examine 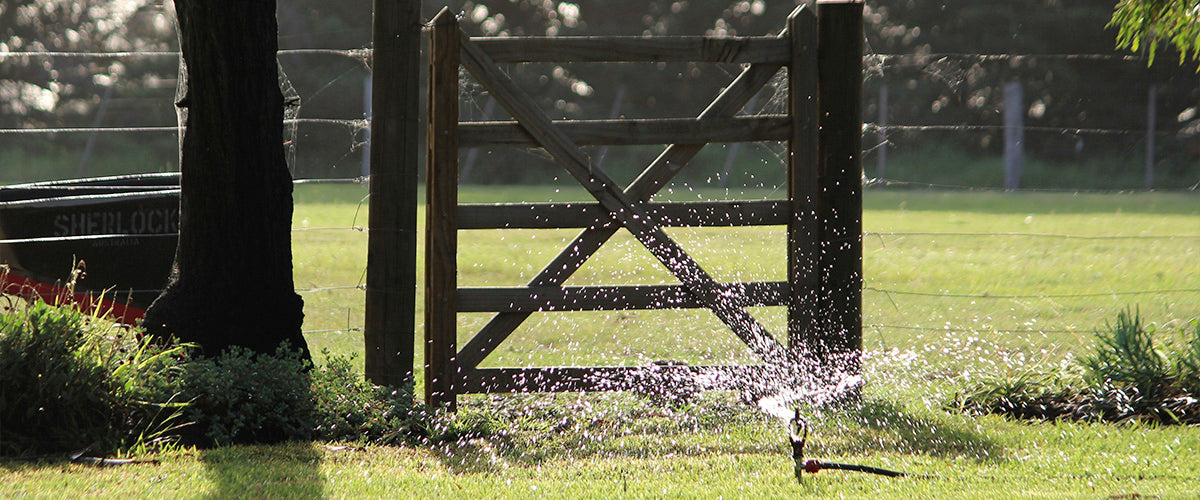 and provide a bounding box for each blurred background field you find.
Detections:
[291,184,1200,392]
